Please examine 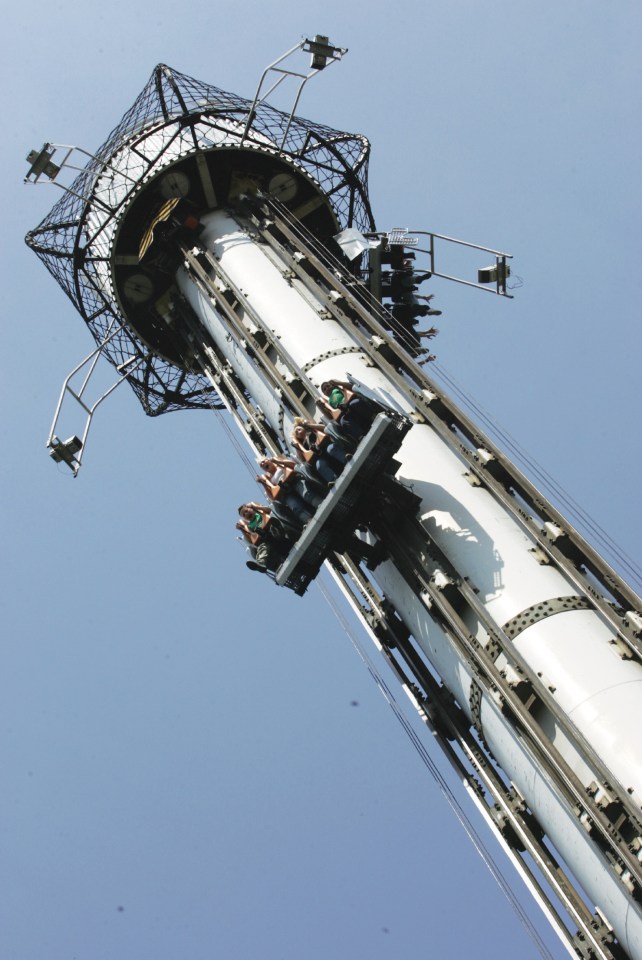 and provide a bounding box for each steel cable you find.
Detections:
[431,361,642,591]
[317,571,560,960]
